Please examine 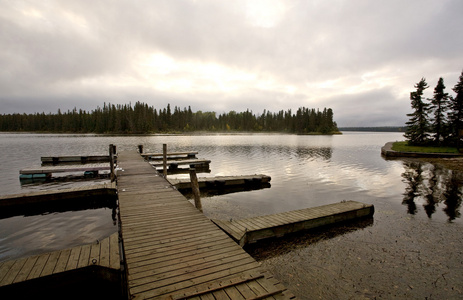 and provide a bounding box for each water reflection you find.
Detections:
[0,195,117,222]
[401,161,463,221]
[246,217,374,261]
